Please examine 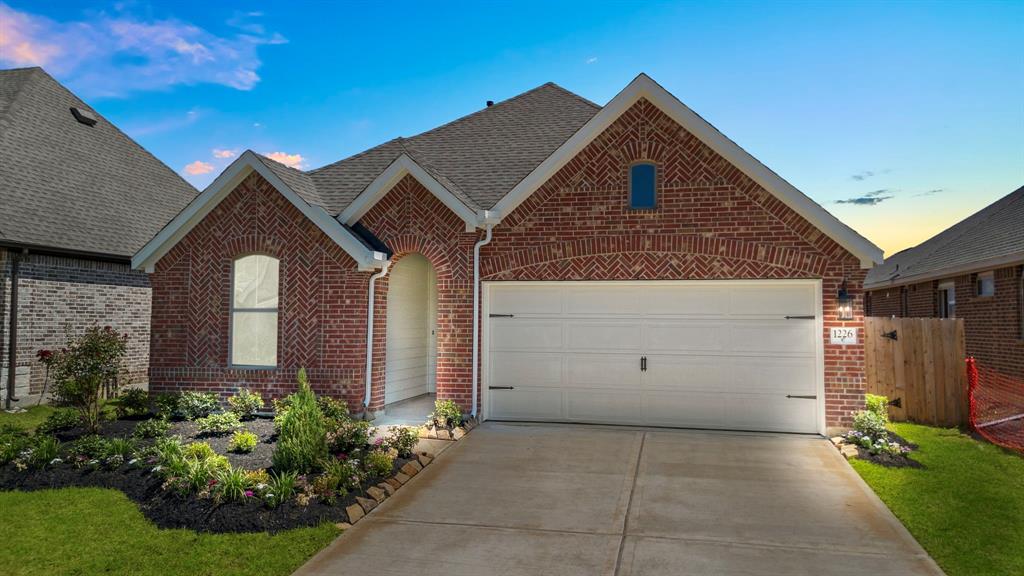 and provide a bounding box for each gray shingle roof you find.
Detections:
[0,67,197,258]
[865,185,1024,288]
[307,82,600,214]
